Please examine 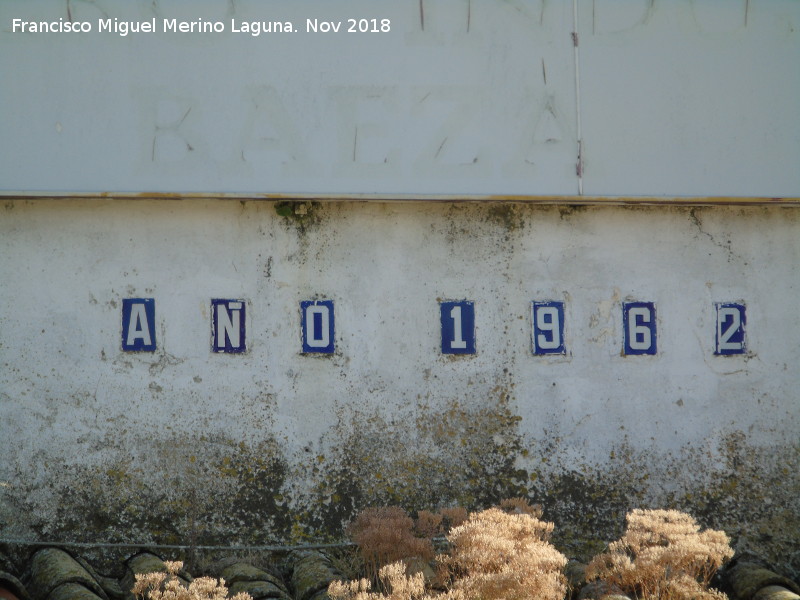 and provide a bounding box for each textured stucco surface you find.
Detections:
[1,200,798,575]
